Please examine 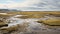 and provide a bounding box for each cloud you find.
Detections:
[0,0,60,11]
[0,0,40,8]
